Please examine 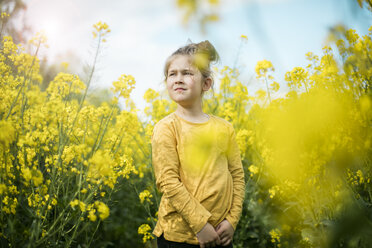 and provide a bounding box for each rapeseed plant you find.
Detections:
[0,20,141,247]
[1,8,371,247]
